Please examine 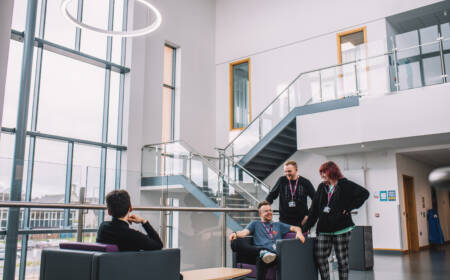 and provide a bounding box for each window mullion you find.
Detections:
[75,0,84,51]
